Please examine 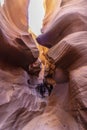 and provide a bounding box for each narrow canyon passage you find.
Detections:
[0,0,87,130]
